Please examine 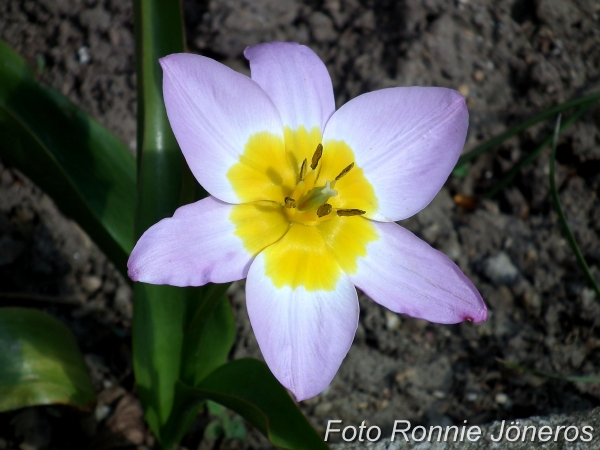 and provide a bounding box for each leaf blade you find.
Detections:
[0,40,136,272]
[132,1,236,447]
[176,359,329,450]
[455,91,600,168]
[0,308,96,413]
